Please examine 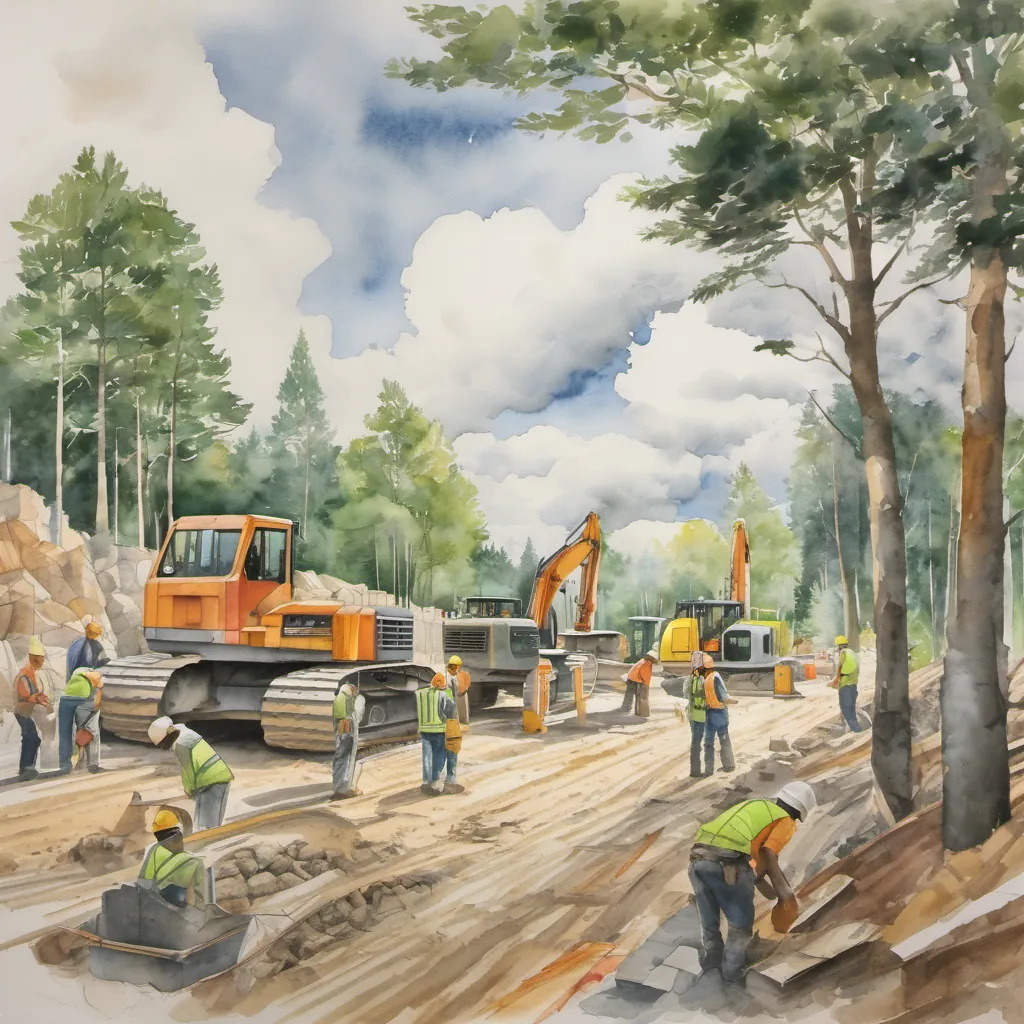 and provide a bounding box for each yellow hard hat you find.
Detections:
[835,636,848,646]
[152,809,180,833]
[28,636,45,657]
[447,655,462,667]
